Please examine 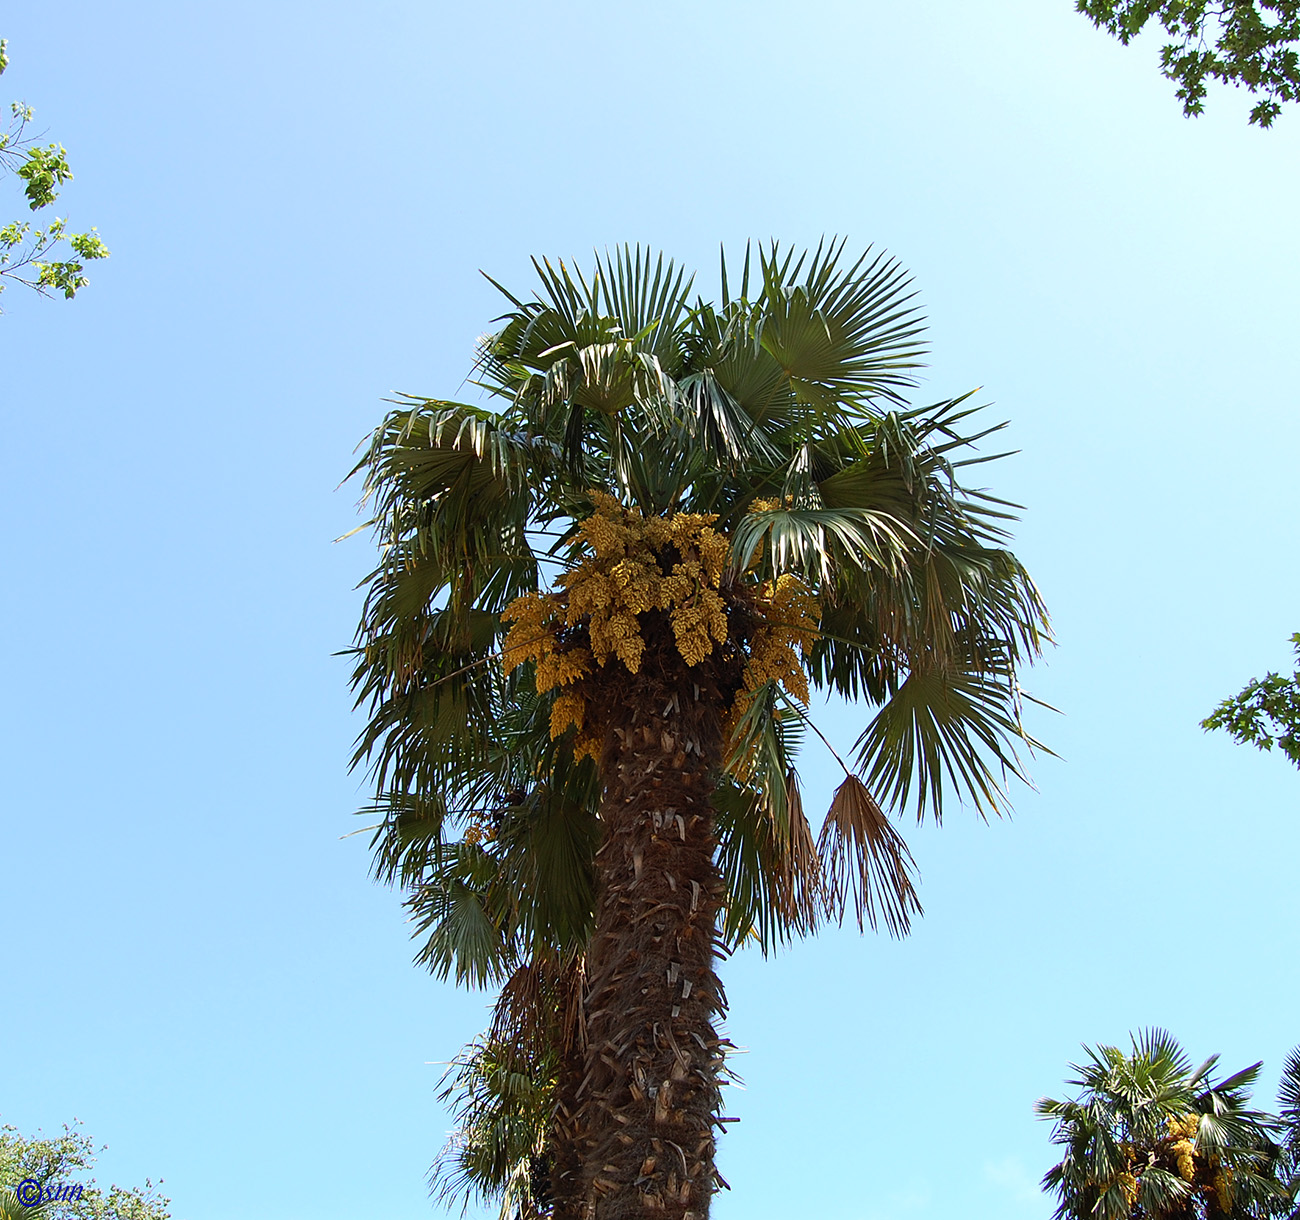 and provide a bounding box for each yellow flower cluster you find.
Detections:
[463,815,494,846]
[559,491,732,671]
[1117,1171,1138,1208]
[500,590,589,689]
[1166,1113,1200,1183]
[550,689,585,739]
[501,492,733,679]
[742,573,820,705]
[726,574,822,757]
[499,589,601,759]
[500,492,820,761]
